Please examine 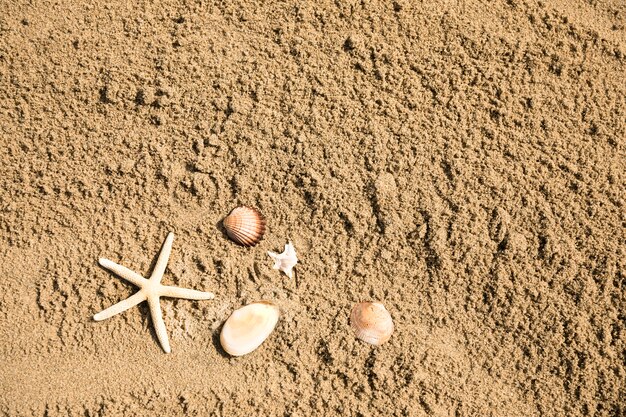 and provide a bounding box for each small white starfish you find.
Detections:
[93,232,214,353]
[268,242,298,279]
